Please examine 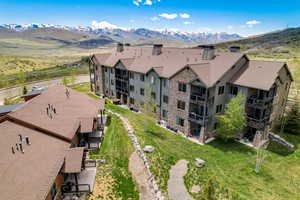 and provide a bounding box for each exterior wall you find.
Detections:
[160,78,170,120]
[45,173,64,200]
[168,67,197,134]
[272,66,292,121]
[128,72,146,109]
[91,57,104,96]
